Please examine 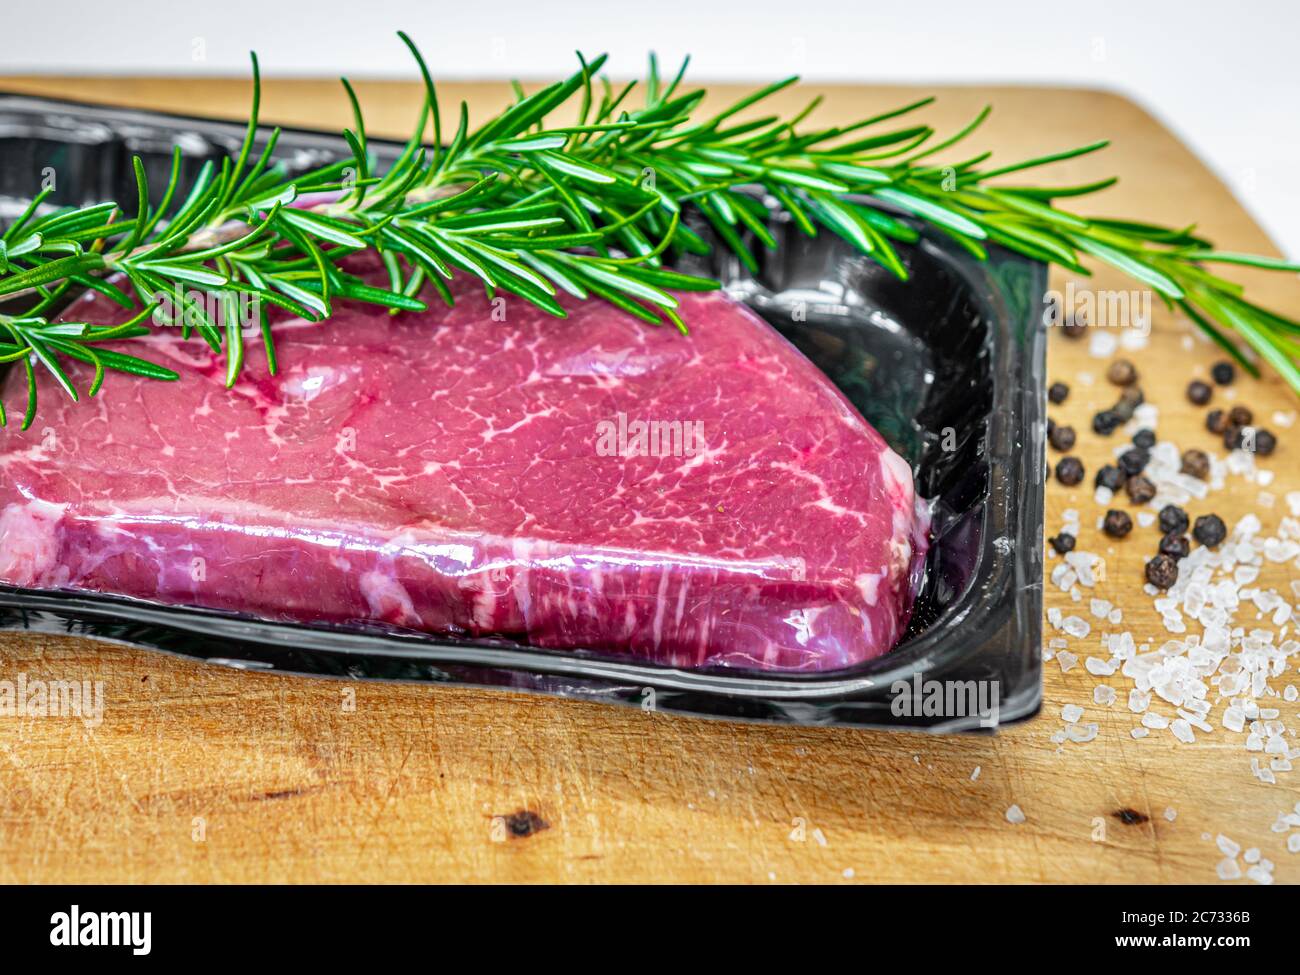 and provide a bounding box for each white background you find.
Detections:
[4,0,1297,256]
